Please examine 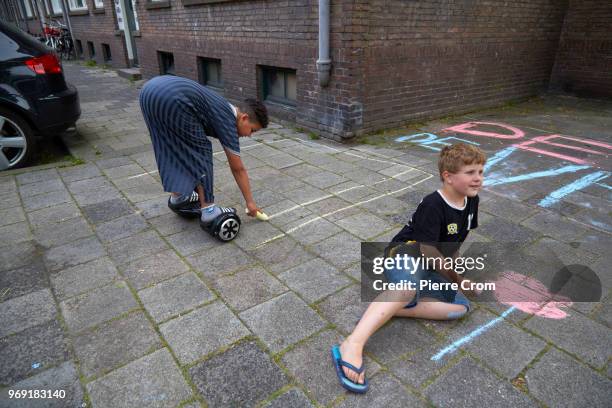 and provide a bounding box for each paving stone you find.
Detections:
[335,212,395,241]
[0,176,16,194]
[121,249,190,290]
[233,221,284,251]
[73,312,162,378]
[0,289,56,337]
[285,185,330,204]
[95,213,148,243]
[102,163,145,179]
[524,308,611,368]
[358,196,409,219]
[189,341,288,408]
[166,228,222,257]
[525,348,611,408]
[366,318,435,364]
[87,348,192,408]
[302,171,347,189]
[18,178,65,197]
[443,309,546,379]
[317,284,369,334]
[59,163,102,183]
[213,266,286,312]
[0,206,25,227]
[248,236,315,275]
[304,196,353,220]
[149,213,195,237]
[310,232,361,269]
[0,261,47,302]
[263,389,314,408]
[15,168,58,185]
[82,198,134,224]
[522,211,589,239]
[74,185,123,206]
[33,216,93,248]
[265,200,313,228]
[67,176,113,194]
[0,320,70,386]
[50,257,118,300]
[278,258,351,303]
[139,273,215,322]
[160,301,249,365]
[477,215,541,243]
[0,241,39,272]
[94,156,133,169]
[44,236,105,272]
[26,202,81,229]
[135,196,173,219]
[0,221,31,247]
[425,357,535,407]
[239,292,326,353]
[107,229,168,266]
[0,362,84,408]
[389,340,463,389]
[337,372,425,408]
[122,183,165,203]
[287,217,343,245]
[60,281,138,332]
[187,243,255,279]
[281,329,380,406]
